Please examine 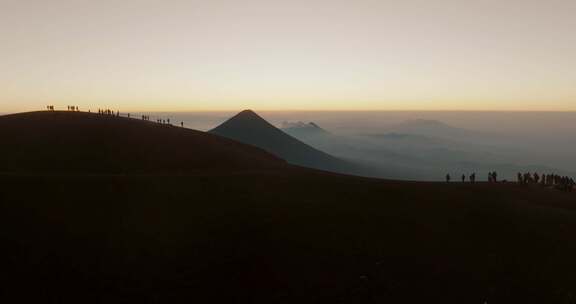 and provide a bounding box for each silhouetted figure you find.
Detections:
[517,173,523,184]
[488,171,498,183]
[524,172,532,184]
[470,173,476,183]
[181,121,184,127]
[461,174,466,183]
[446,174,451,183]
